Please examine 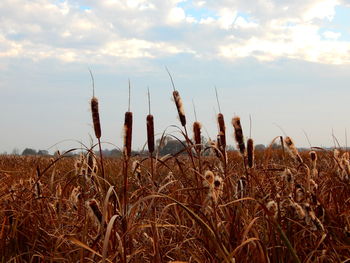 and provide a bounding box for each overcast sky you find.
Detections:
[1,0,350,153]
